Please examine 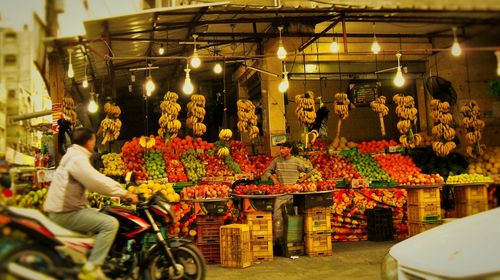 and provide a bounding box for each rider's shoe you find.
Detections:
[78,264,109,280]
